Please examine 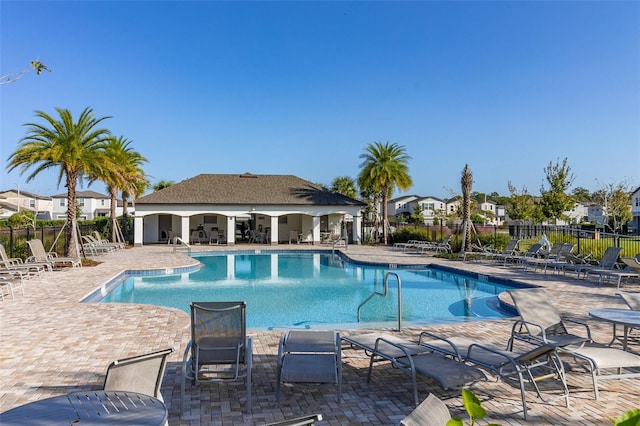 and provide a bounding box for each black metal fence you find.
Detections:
[1,224,107,259]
